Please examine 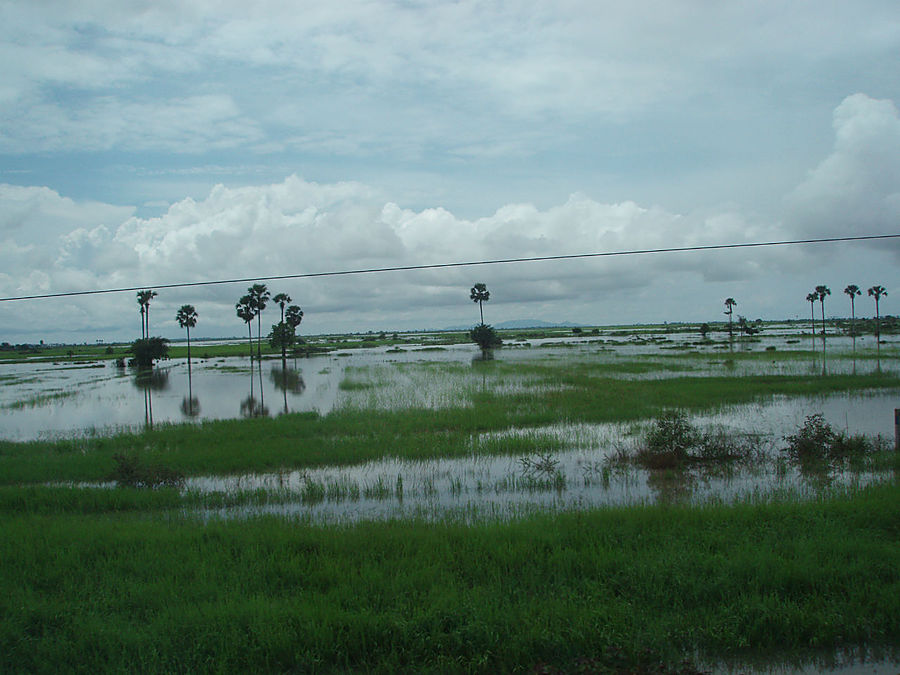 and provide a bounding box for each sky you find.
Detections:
[1,1,899,343]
